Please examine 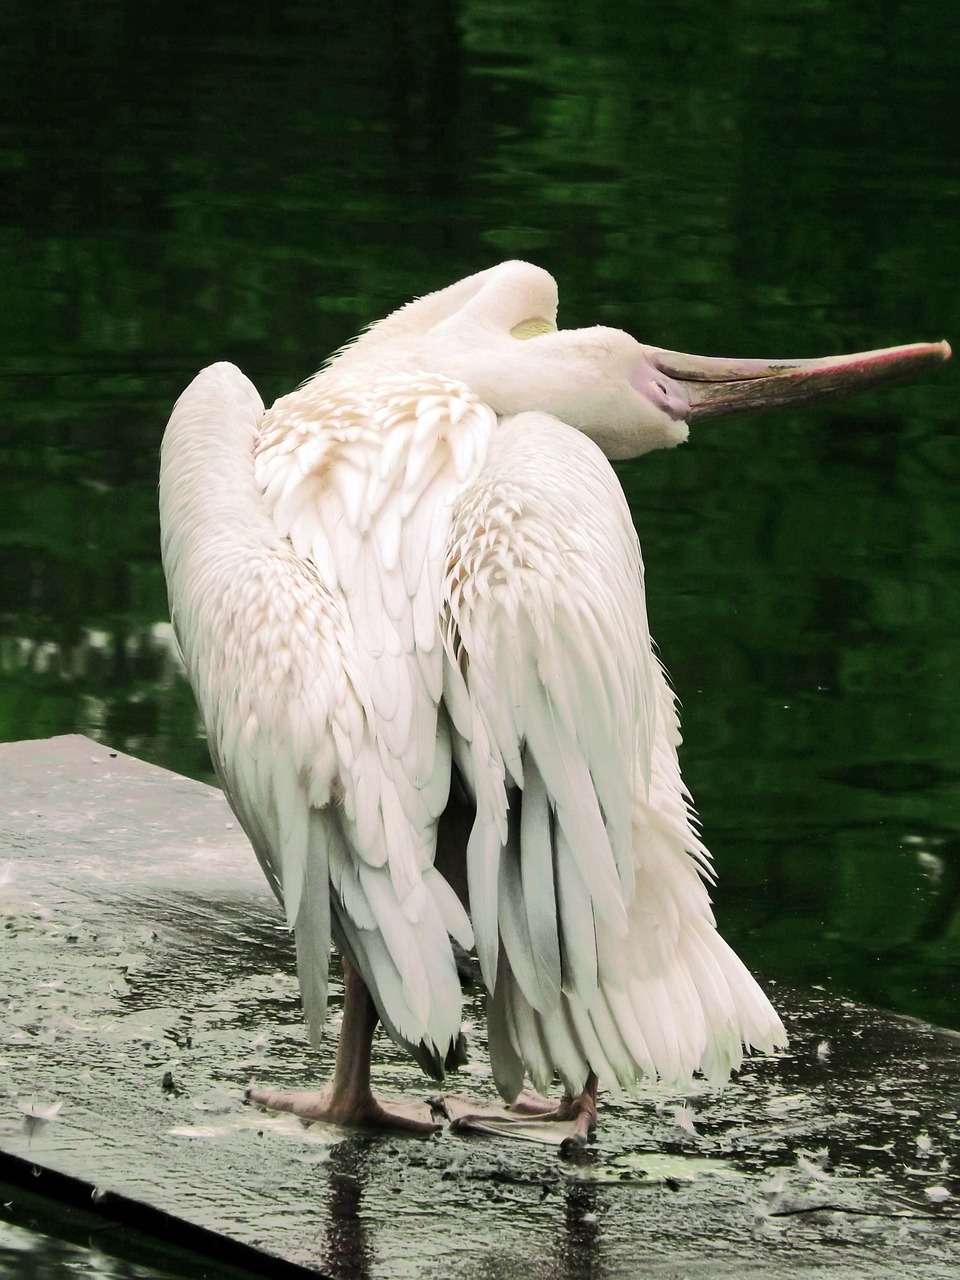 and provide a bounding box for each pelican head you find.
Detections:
[331,260,950,459]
